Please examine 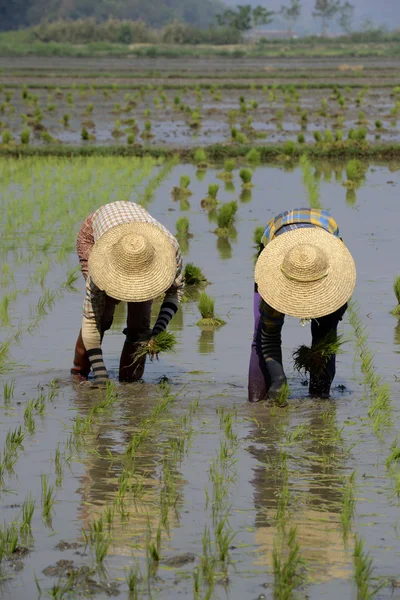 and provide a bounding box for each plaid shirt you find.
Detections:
[259,208,341,326]
[81,201,184,323]
[262,208,340,246]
